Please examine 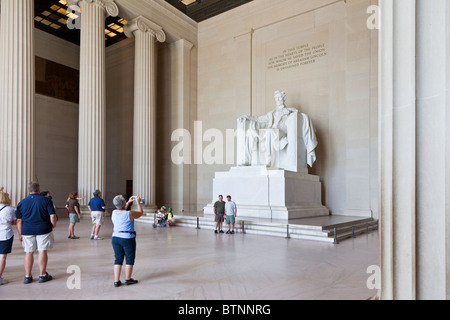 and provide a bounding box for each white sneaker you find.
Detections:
[0,278,9,285]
